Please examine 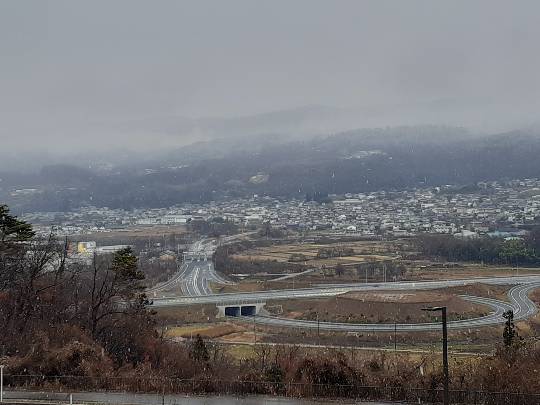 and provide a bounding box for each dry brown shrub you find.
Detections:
[9,337,113,378]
